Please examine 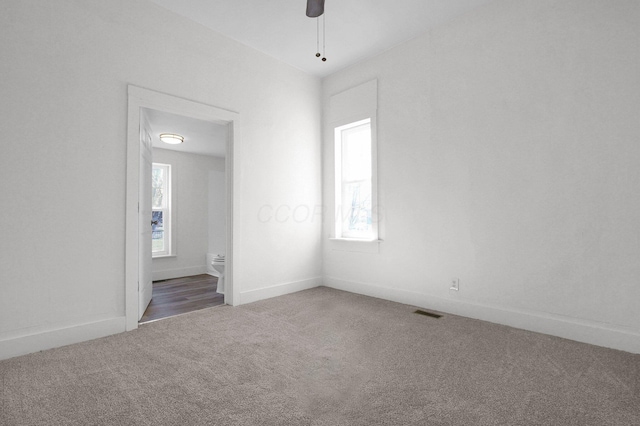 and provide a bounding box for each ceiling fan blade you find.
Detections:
[306,0,325,18]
